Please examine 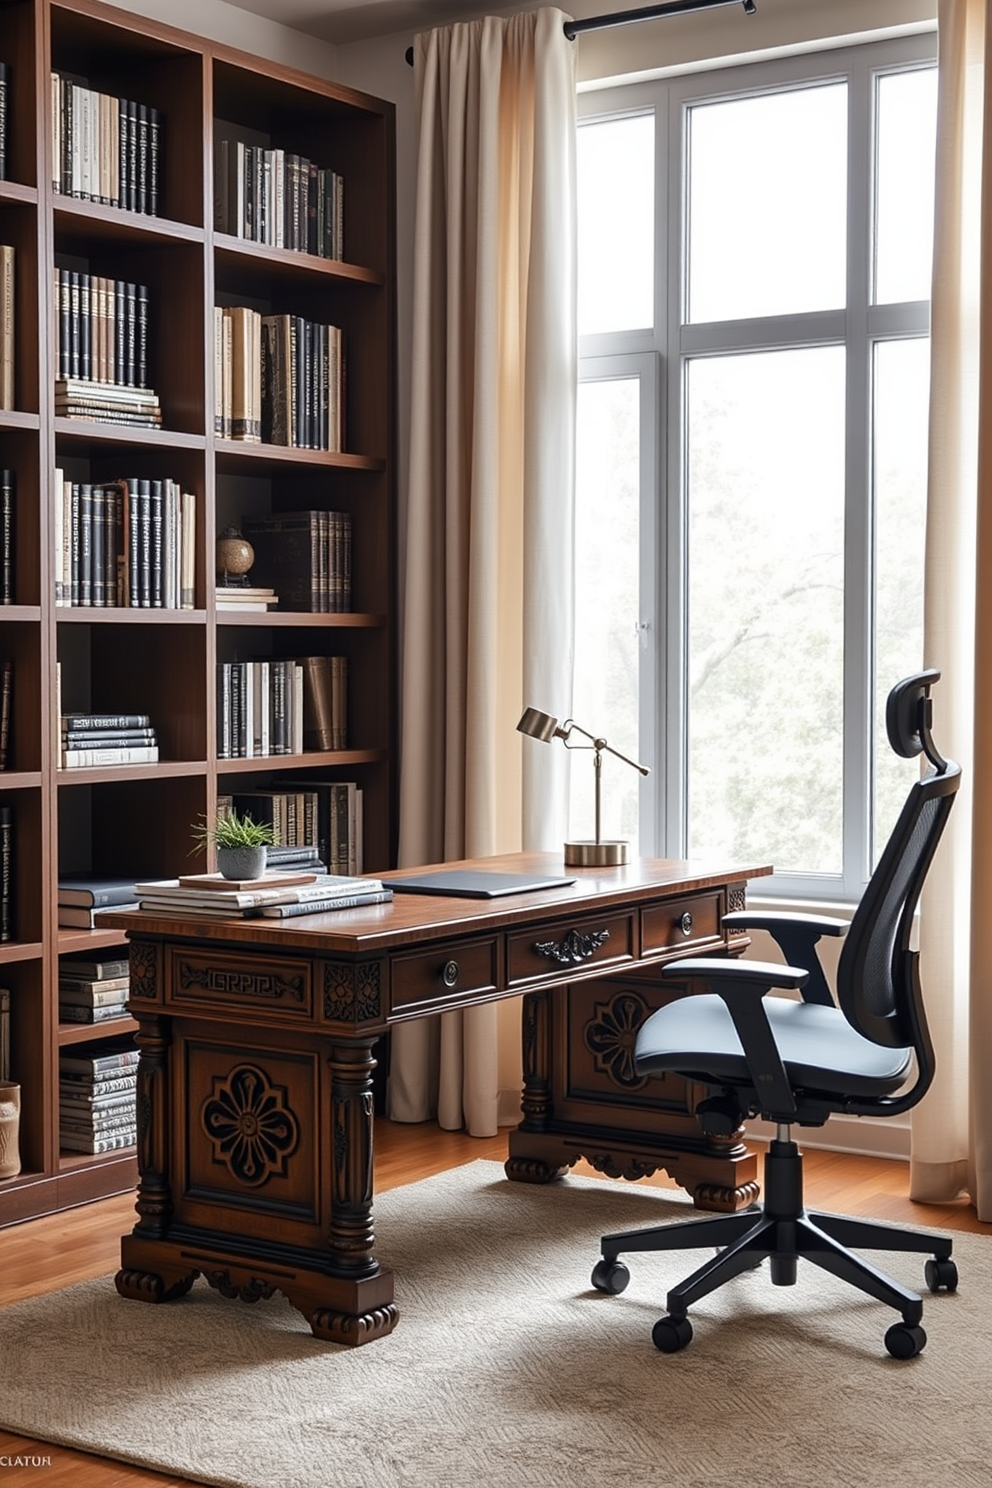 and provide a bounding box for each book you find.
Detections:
[58,956,129,980]
[58,979,130,1004]
[59,1131,136,1153]
[0,804,11,942]
[57,901,139,928]
[59,1036,139,1074]
[0,658,11,769]
[0,63,8,181]
[1,469,13,604]
[0,986,9,1081]
[176,870,317,892]
[258,888,393,918]
[134,872,383,909]
[60,744,159,768]
[62,711,152,731]
[0,245,13,411]
[59,1002,129,1023]
[57,875,140,907]
[59,1075,137,1098]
